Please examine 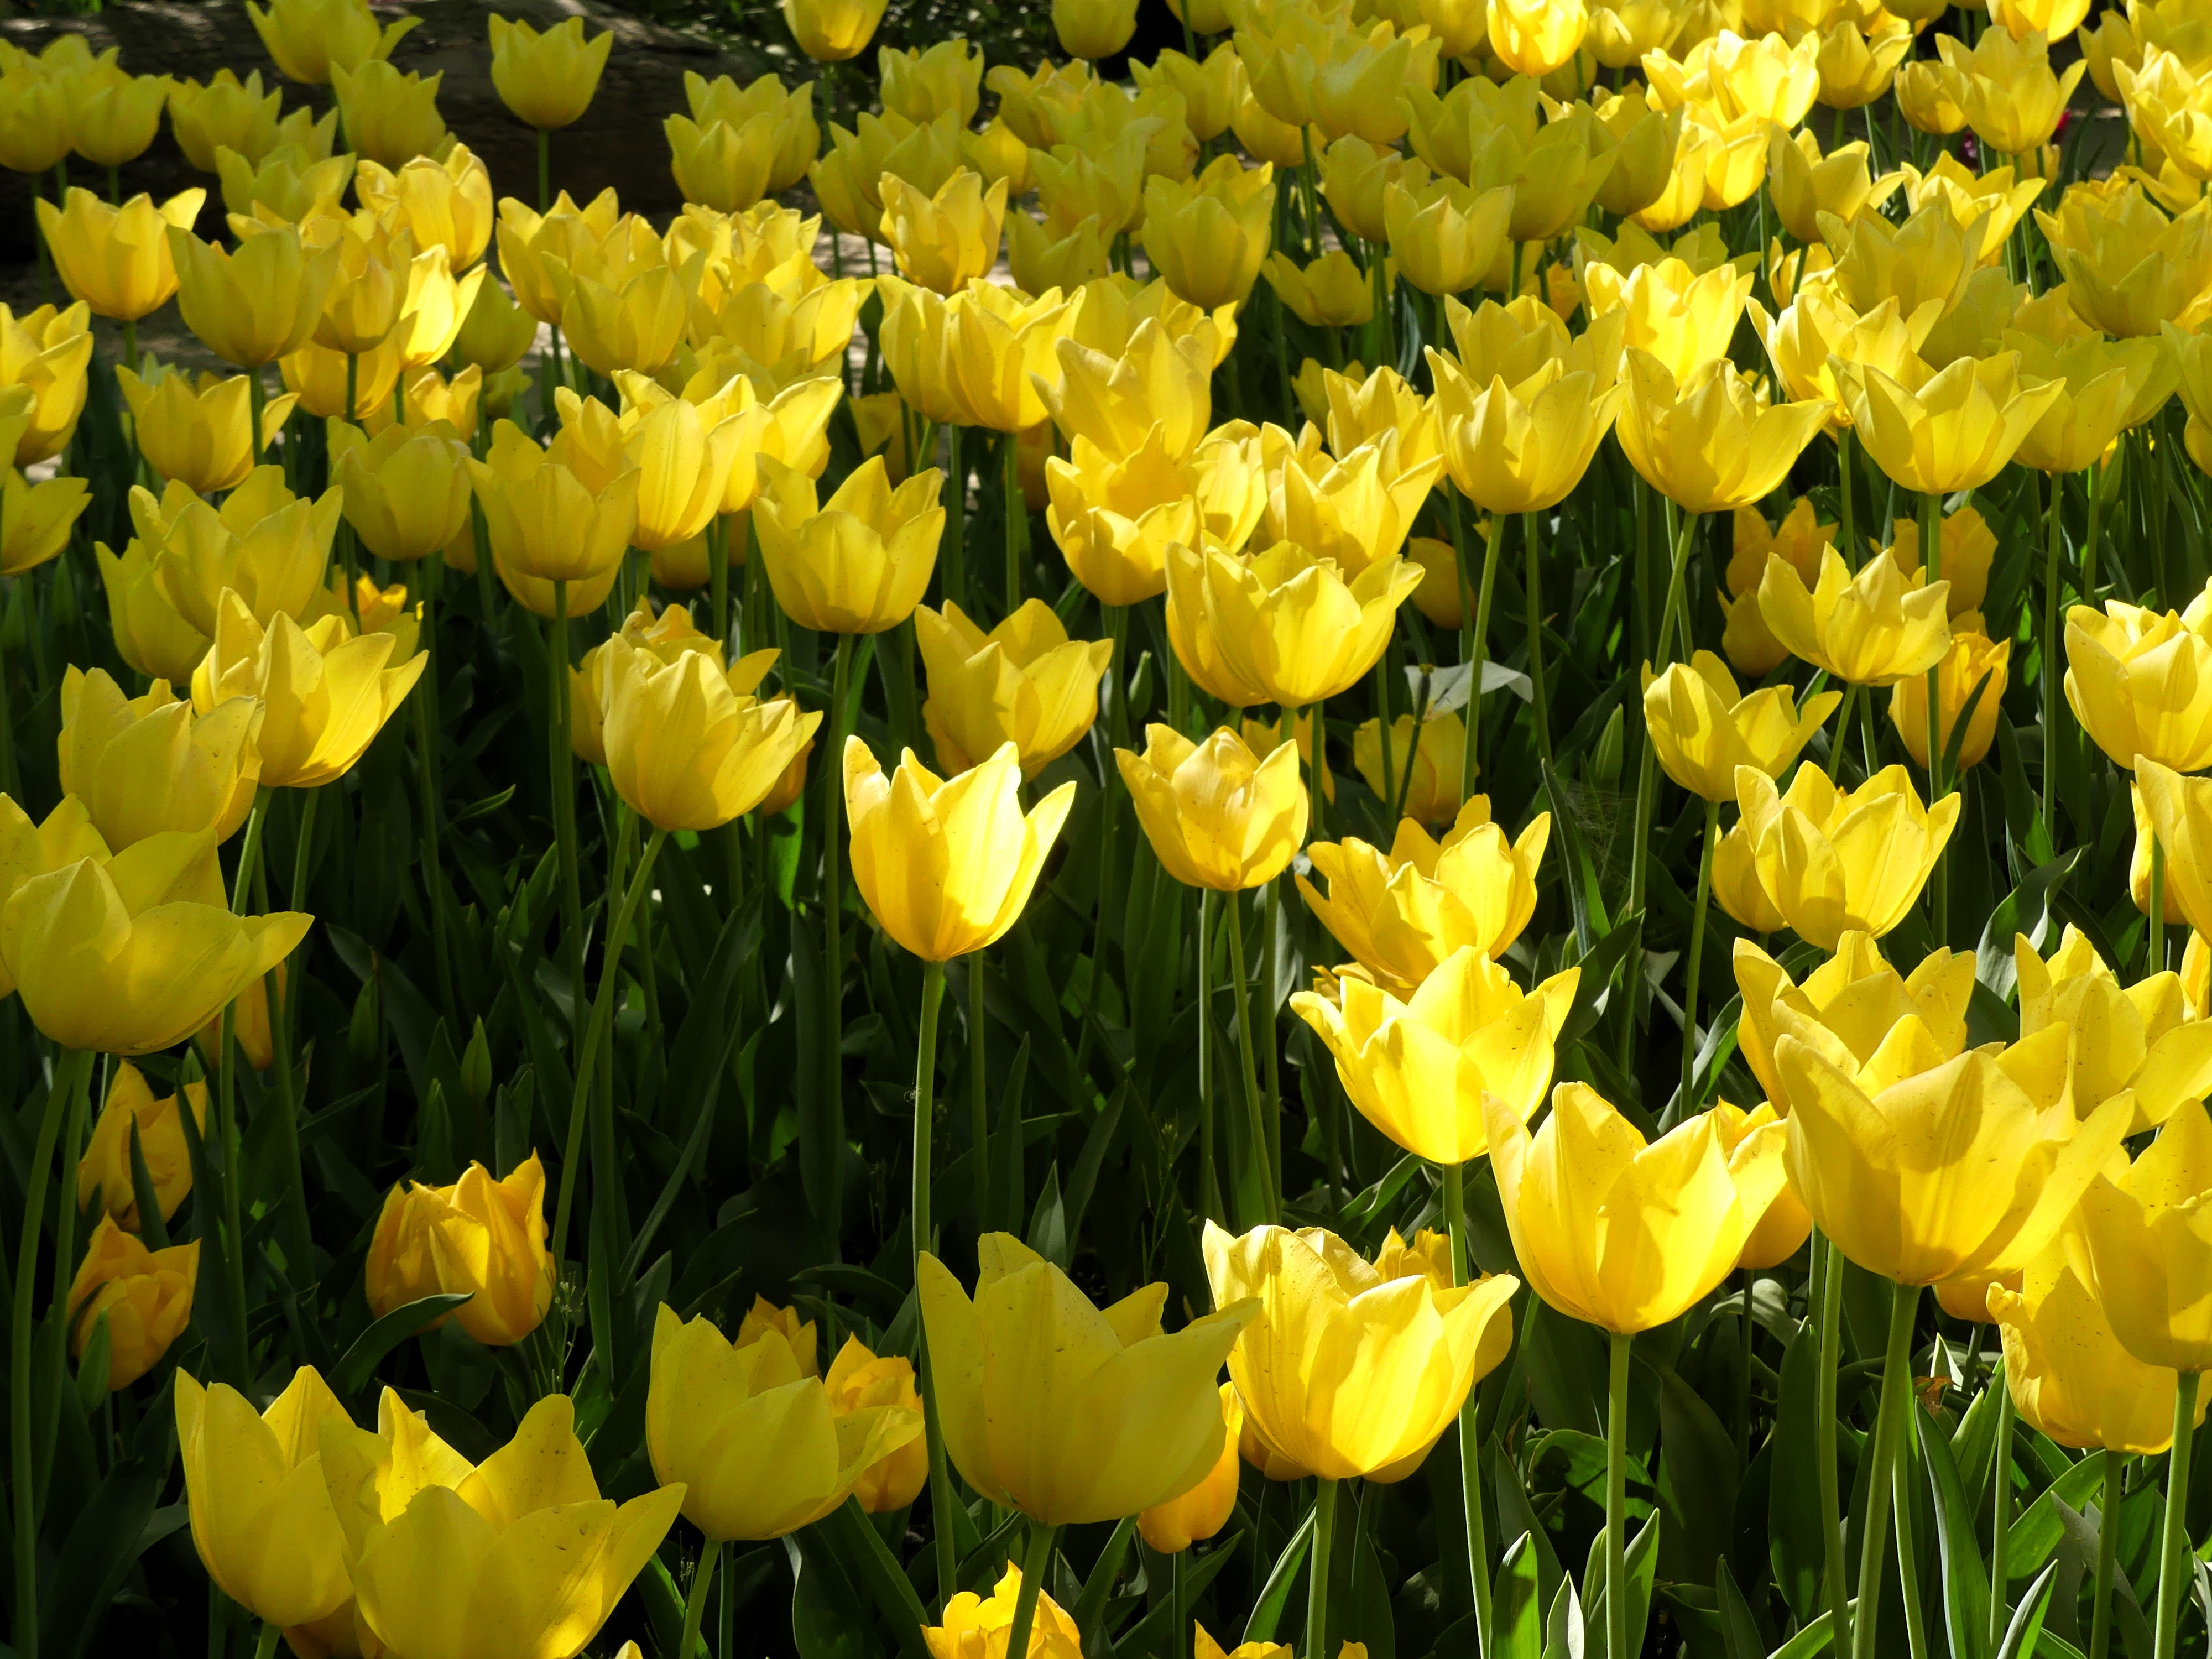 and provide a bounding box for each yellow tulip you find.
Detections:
[1263,249,1375,328]
[1406,534,1467,630]
[882,168,1006,296]
[0,67,72,176]
[1130,44,1239,144]
[66,1218,197,1391]
[328,418,473,565]
[1118,724,1308,894]
[58,666,260,849]
[2041,185,2212,338]
[1320,134,1427,244]
[487,14,611,130]
[1136,1381,1241,1553]
[1990,1246,2199,1454]
[2067,590,2212,774]
[0,300,90,466]
[571,599,764,764]
[175,1368,353,1626]
[916,599,1112,779]
[844,739,1074,961]
[648,1303,921,1539]
[132,468,339,639]
[1580,255,1751,386]
[1042,436,1210,607]
[1167,539,1423,710]
[0,795,108,1004]
[561,262,689,378]
[1204,1221,1516,1479]
[877,40,982,125]
[1889,619,2010,771]
[1711,1103,1812,1269]
[1767,128,1901,246]
[97,536,210,684]
[1430,354,1626,515]
[1490,1083,1788,1333]
[753,455,942,634]
[1139,155,1275,311]
[119,366,295,494]
[1757,546,1953,687]
[2018,925,2212,1133]
[825,1335,931,1512]
[1641,650,1840,804]
[1616,351,1828,515]
[783,0,887,60]
[1881,505,1999,618]
[191,593,425,788]
[347,1394,685,1659]
[1352,711,1465,827]
[166,70,288,173]
[1813,16,1912,109]
[1936,26,2084,158]
[213,141,353,225]
[77,1061,205,1230]
[1262,434,1441,576]
[364,1155,554,1347]
[922,1232,1255,1522]
[1384,175,1514,298]
[168,220,338,368]
[1713,821,1788,933]
[1586,92,1681,218]
[1781,1020,2130,1286]
[310,218,413,356]
[1040,319,1215,464]
[38,187,204,322]
[280,331,406,421]
[355,143,493,268]
[2071,1099,2212,1378]
[1299,799,1548,990]
[466,419,639,587]
[927,1566,1084,1659]
[1647,28,1820,126]
[247,0,416,84]
[1734,763,1960,951]
[1006,211,1110,296]
[1293,946,1577,1164]
[1053,0,1139,56]
[328,60,446,169]
[1486,0,1588,76]
[601,641,821,832]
